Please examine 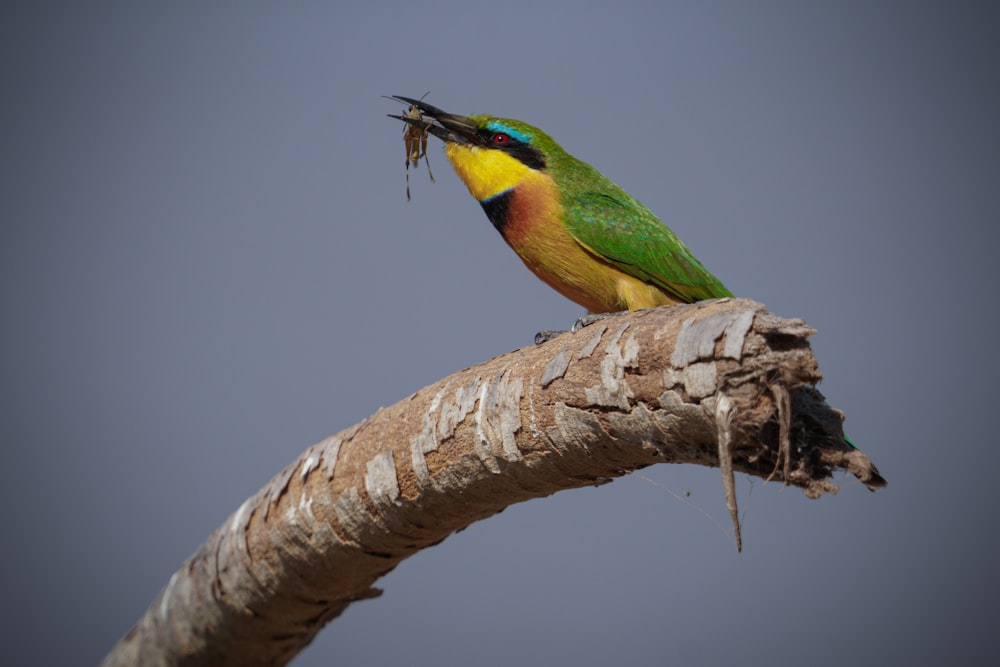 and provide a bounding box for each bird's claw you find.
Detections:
[535,310,630,344]
[572,311,628,331]
[534,330,566,345]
